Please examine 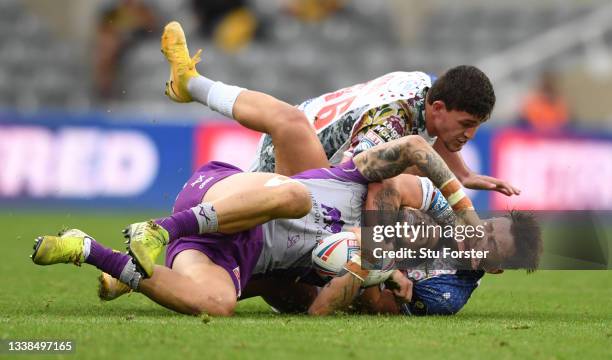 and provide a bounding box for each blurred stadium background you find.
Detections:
[1,0,612,212]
